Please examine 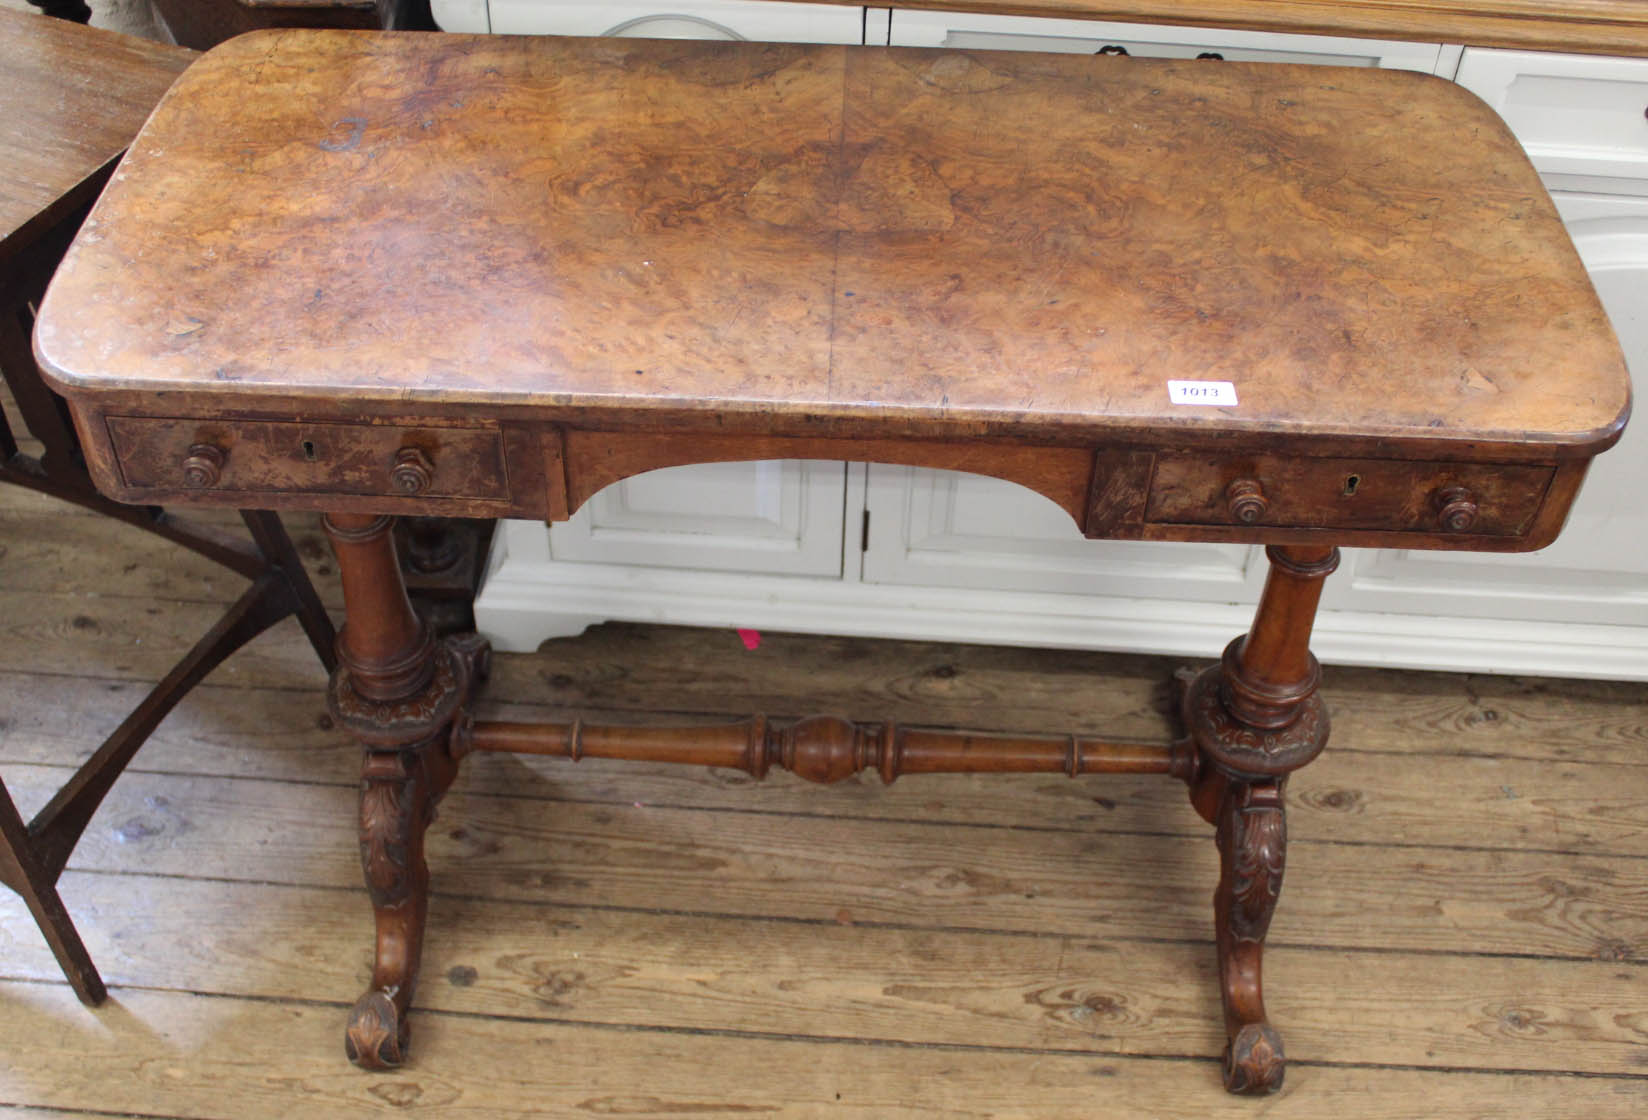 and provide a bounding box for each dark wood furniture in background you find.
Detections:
[18,0,430,53]
[0,9,336,1005]
[33,31,1630,1093]
[144,0,430,51]
[23,0,91,24]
